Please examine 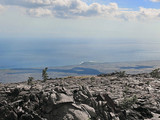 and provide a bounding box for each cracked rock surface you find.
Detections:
[0,73,160,120]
